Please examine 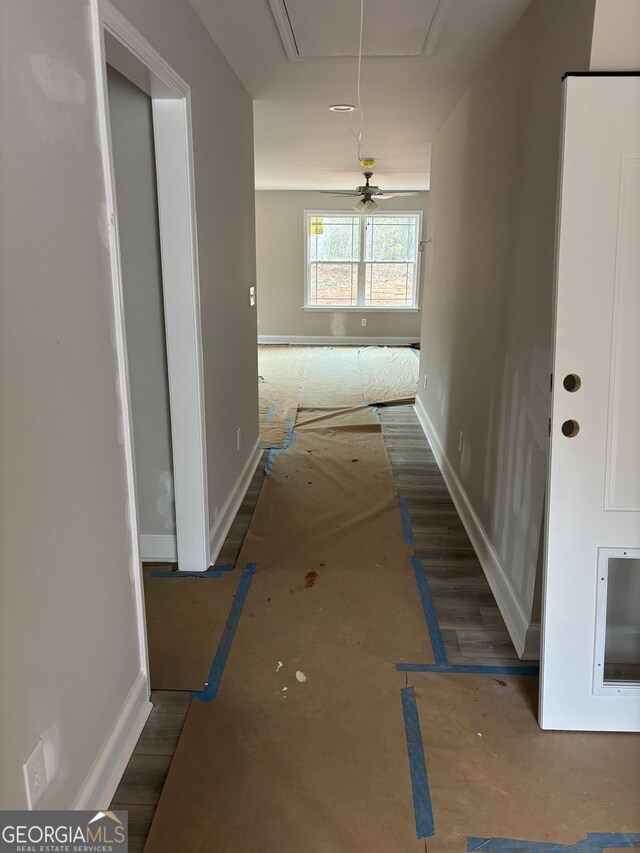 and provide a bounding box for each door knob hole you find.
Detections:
[561,419,580,438]
[563,373,581,392]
